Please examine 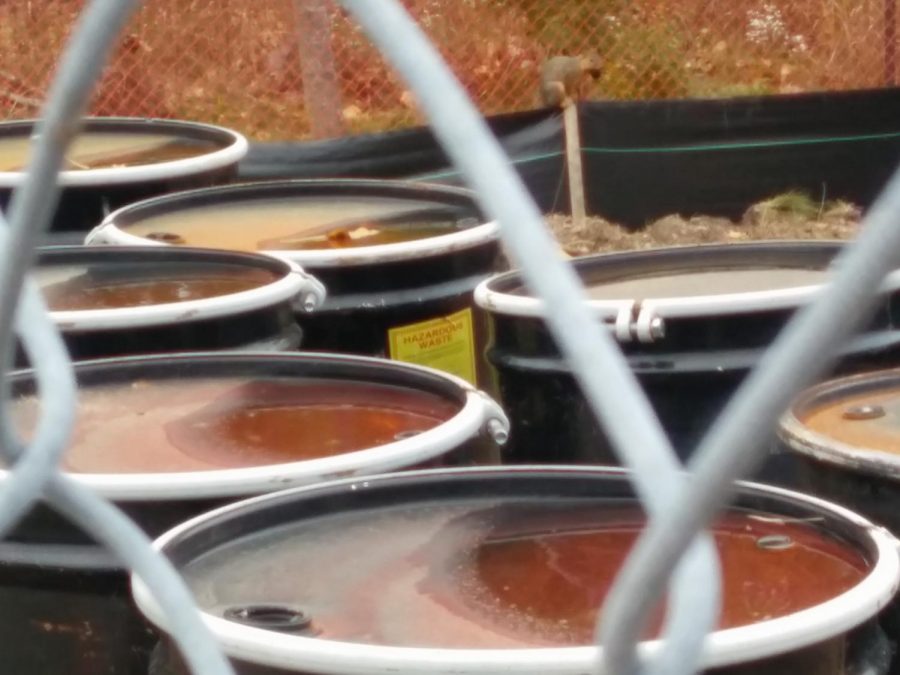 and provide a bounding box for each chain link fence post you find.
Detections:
[294,0,346,139]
